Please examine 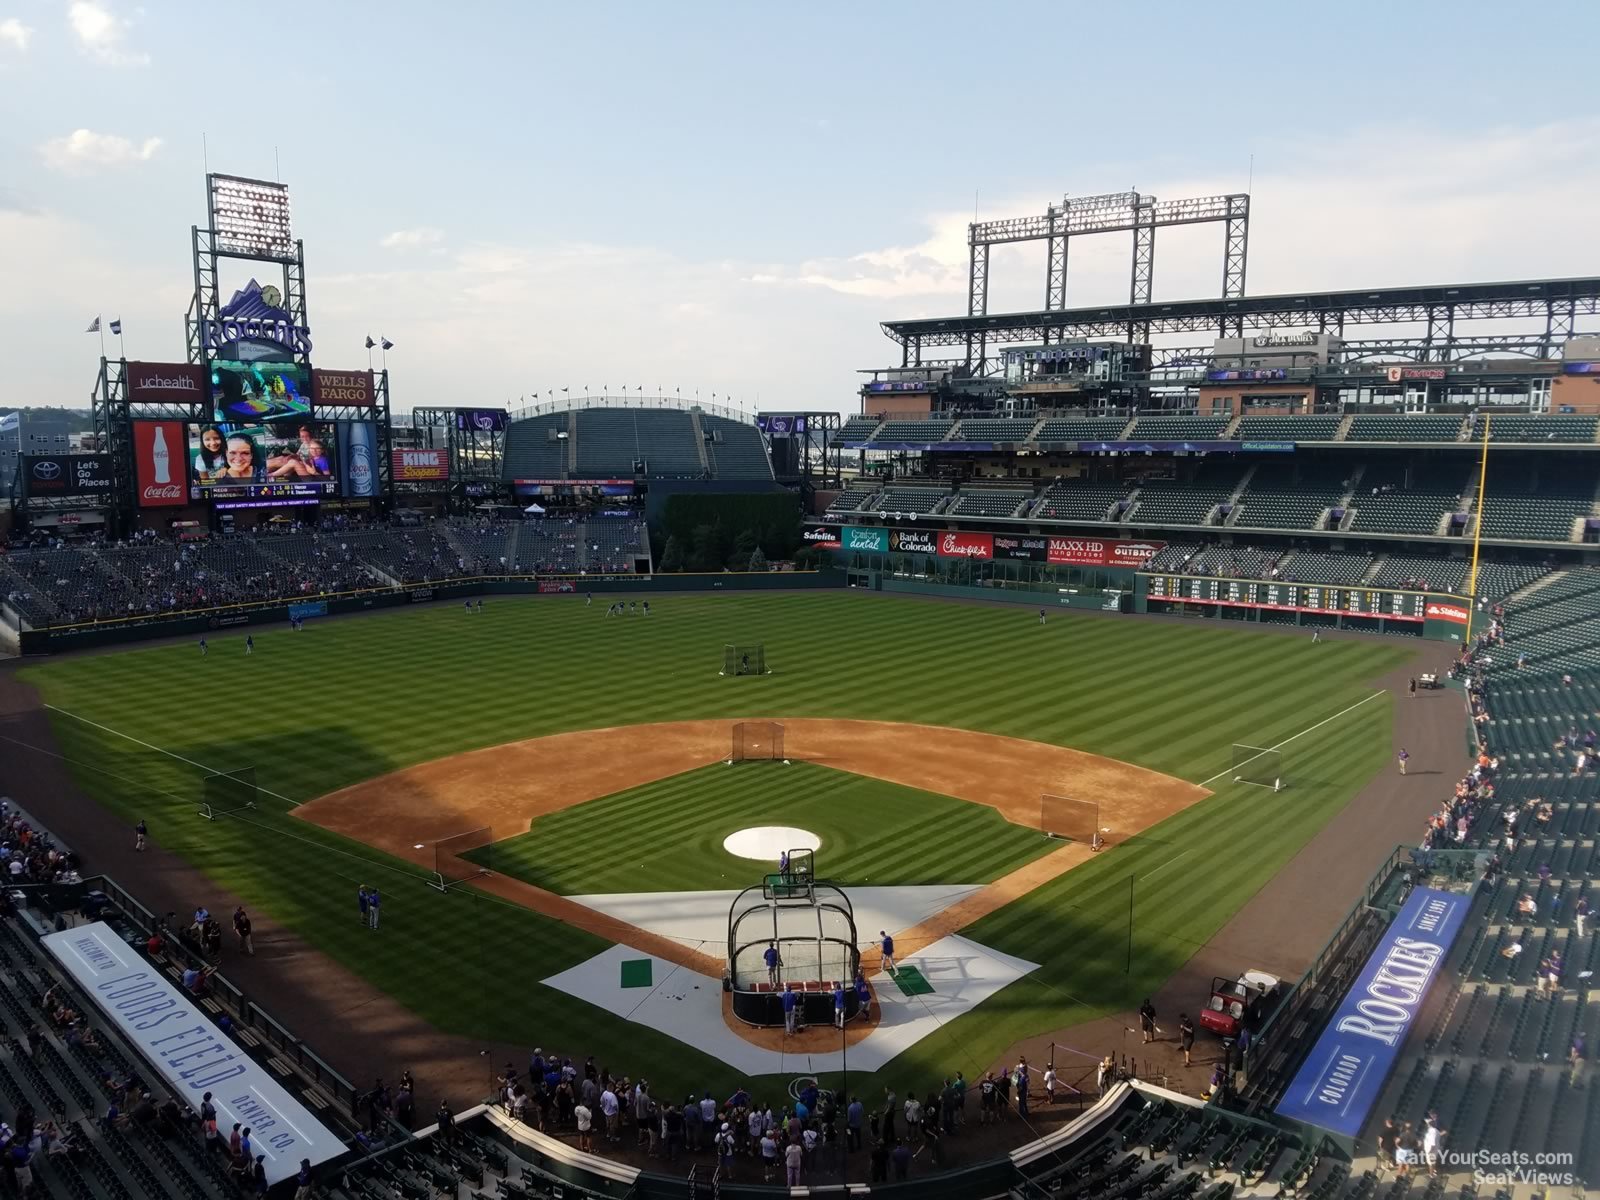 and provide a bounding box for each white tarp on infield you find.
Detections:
[564,884,982,957]
[540,933,1039,1076]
